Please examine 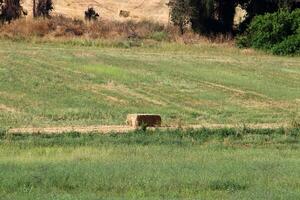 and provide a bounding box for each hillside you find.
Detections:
[0,41,299,128]
[22,0,170,23]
